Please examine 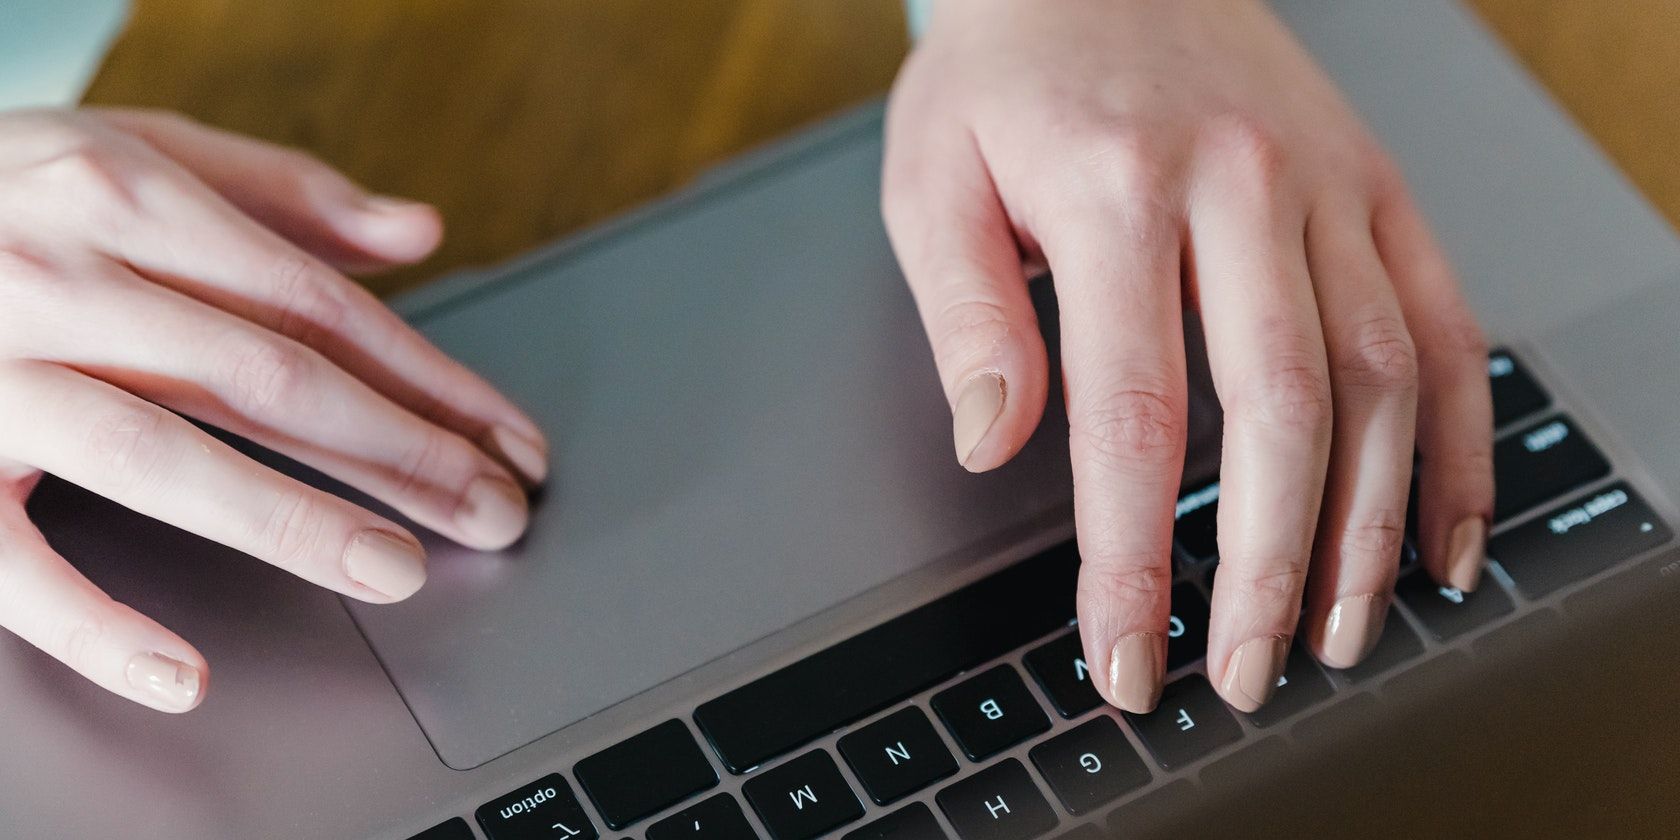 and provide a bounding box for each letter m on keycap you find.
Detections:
[790,785,818,810]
